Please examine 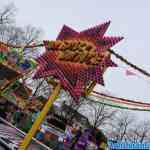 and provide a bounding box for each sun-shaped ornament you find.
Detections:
[34,21,123,102]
